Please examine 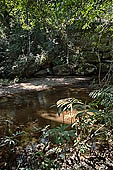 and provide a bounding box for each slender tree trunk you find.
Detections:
[66,26,69,65]
[26,9,31,55]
